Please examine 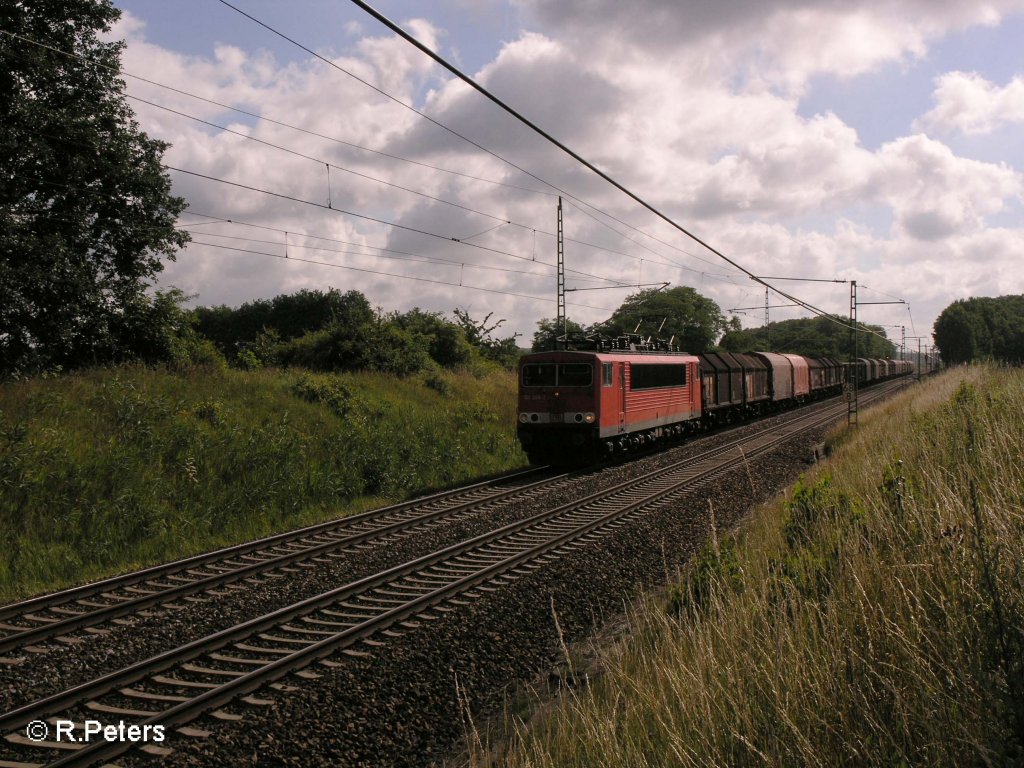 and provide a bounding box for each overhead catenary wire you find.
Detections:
[20,115,646,294]
[9,162,629,311]
[11,161,622,297]
[0,29,551,199]
[165,165,636,289]
[211,3,753,280]
[176,224,606,283]
[4,23,902,342]
[340,0,888,339]
[3,26,751,284]
[560,197,749,284]
[127,93,516,225]
[127,92,695,274]
[186,238,623,312]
